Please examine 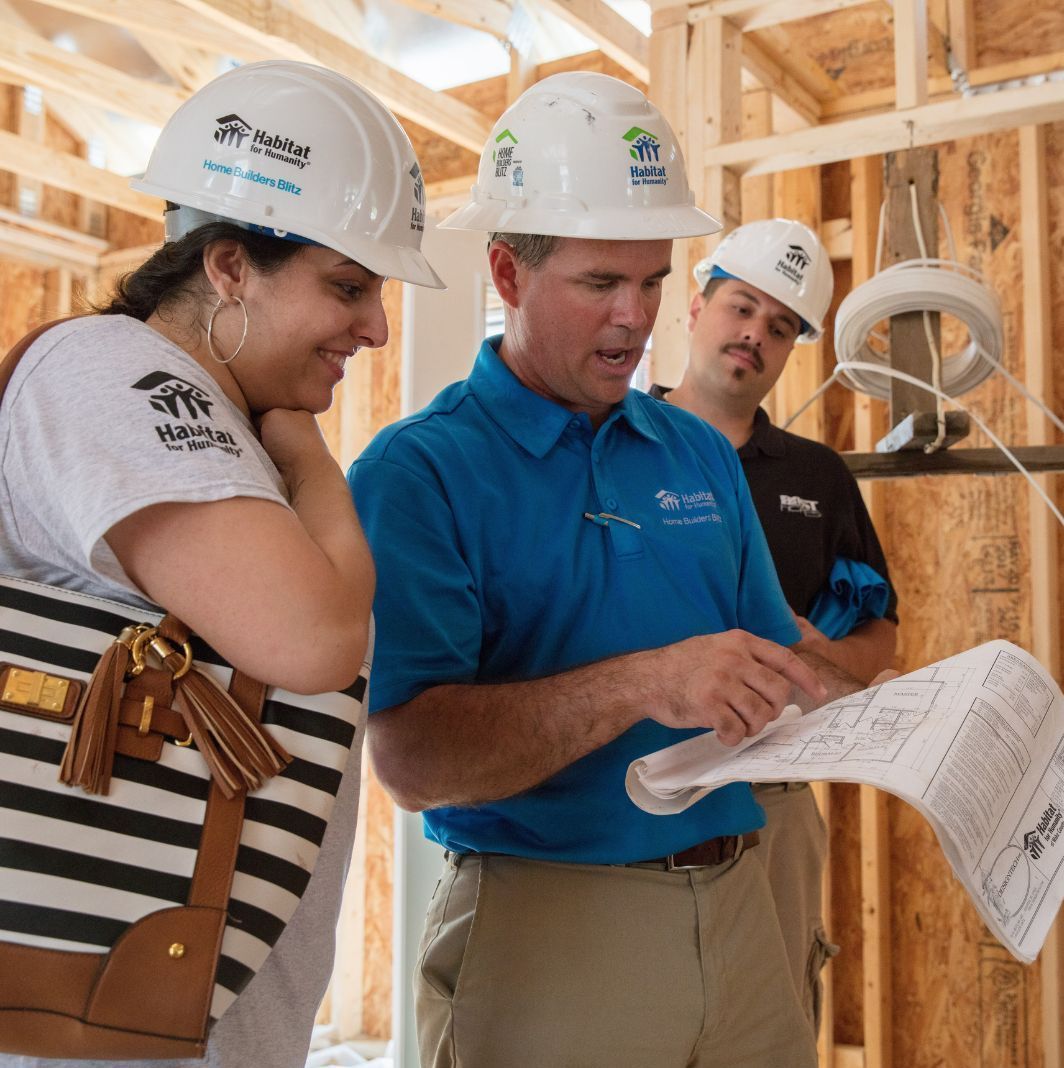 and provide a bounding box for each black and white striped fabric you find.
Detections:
[0,574,369,1023]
